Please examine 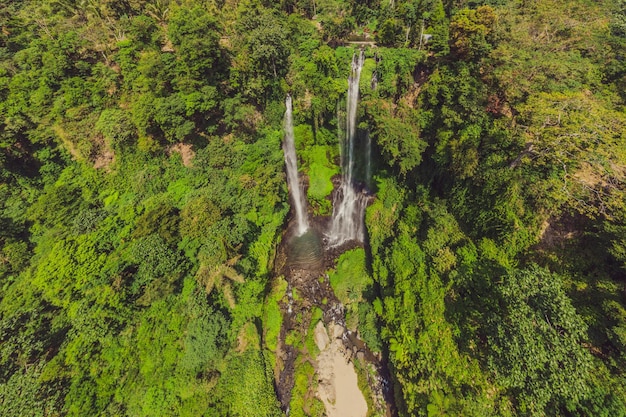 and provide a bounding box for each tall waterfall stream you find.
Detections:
[327,50,369,247]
